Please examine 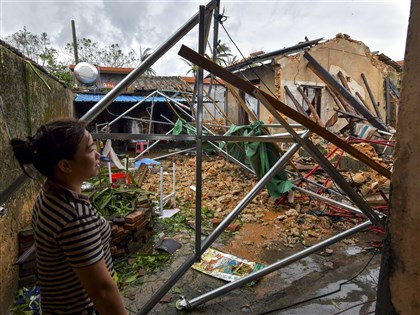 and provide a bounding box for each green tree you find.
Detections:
[132,46,156,75]
[5,27,73,86]
[208,42,236,66]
